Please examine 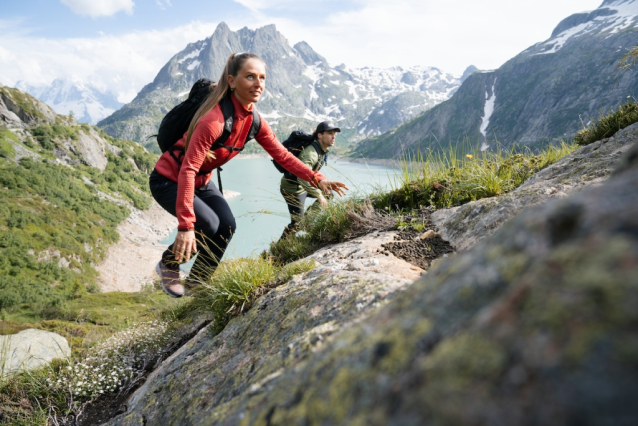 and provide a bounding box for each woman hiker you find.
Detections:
[150,52,349,297]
